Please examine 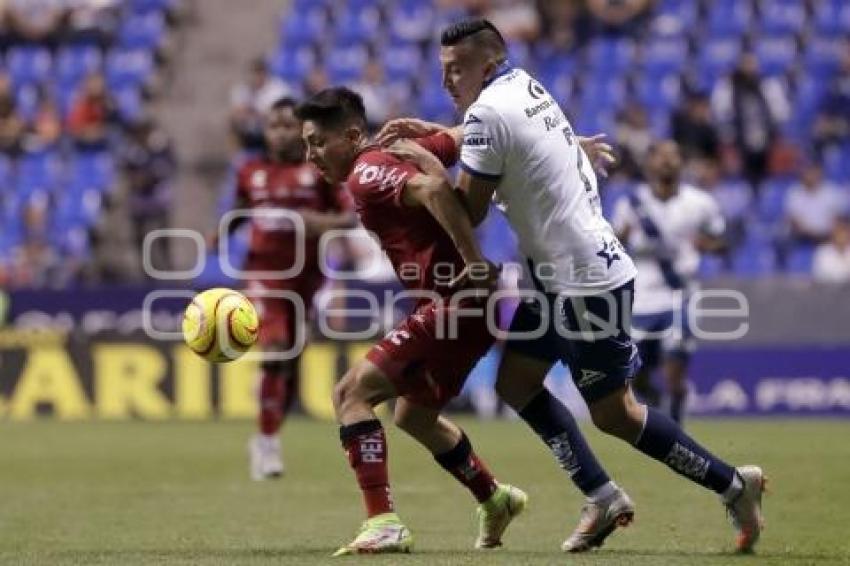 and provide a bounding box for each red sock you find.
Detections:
[258,369,286,435]
[340,420,393,517]
[434,432,498,503]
